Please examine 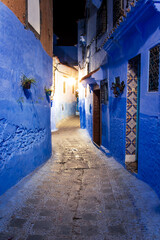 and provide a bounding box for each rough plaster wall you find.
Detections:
[0,119,45,170]
[0,2,52,195]
[138,114,160,195]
